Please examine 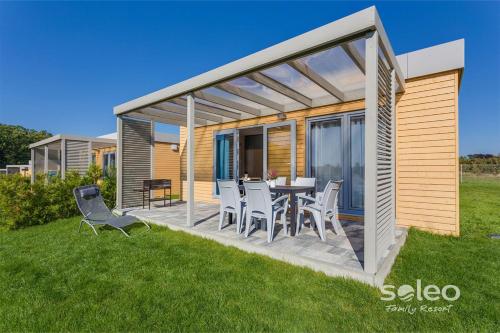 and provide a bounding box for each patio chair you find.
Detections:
[73,185,150,237]
[293,177,316,226]
[217,179,246,233]
[275,177,287,185]
[297,180,342,241]
[243,181,289,242]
